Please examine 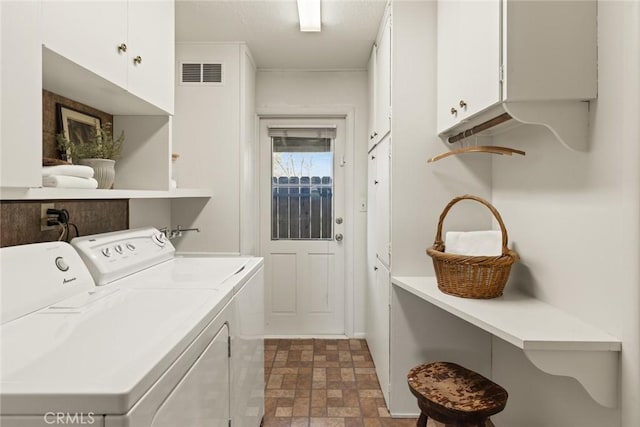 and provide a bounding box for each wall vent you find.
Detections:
[180,62,224,85]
